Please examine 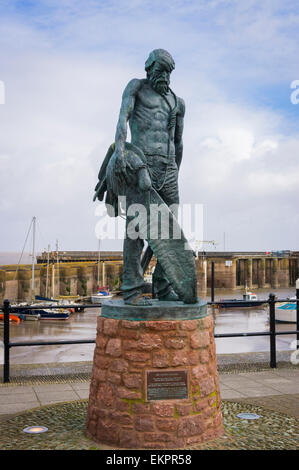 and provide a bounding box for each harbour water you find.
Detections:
[212,287,296,355]
[1,287,297,365]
